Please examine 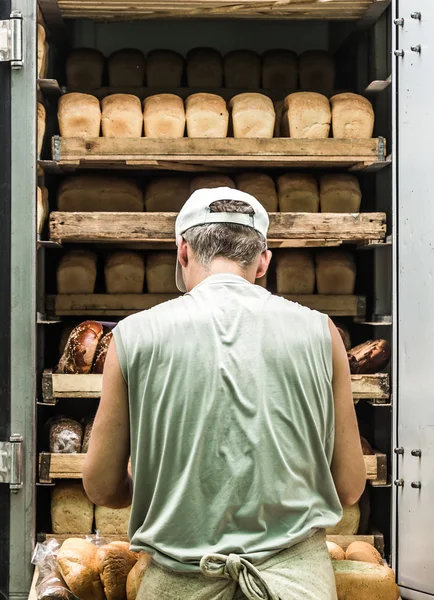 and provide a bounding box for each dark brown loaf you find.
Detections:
[81,417,94,453]
[57,321,103,374]
[347,339,391,374]
[49,417,83,454]
[37,569,72,600]
[92,332,113,374]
